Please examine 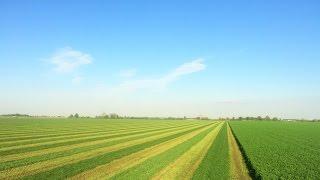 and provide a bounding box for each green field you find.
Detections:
[229,121,320,179]
[0,117,319,179]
